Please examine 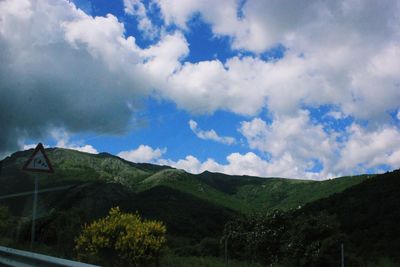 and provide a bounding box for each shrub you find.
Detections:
[75,207,166,267]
